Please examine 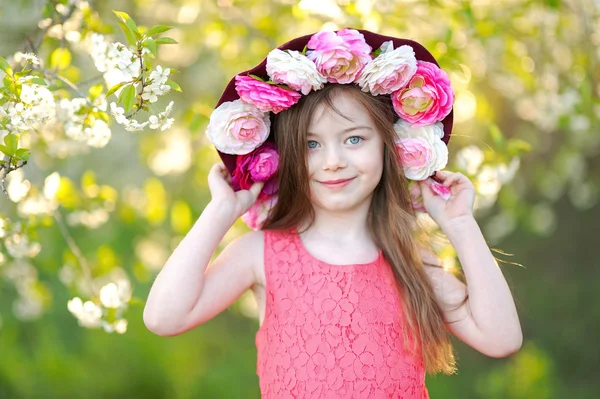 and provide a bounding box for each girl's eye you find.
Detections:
[307,140,319,149]
[347,136,363,145]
